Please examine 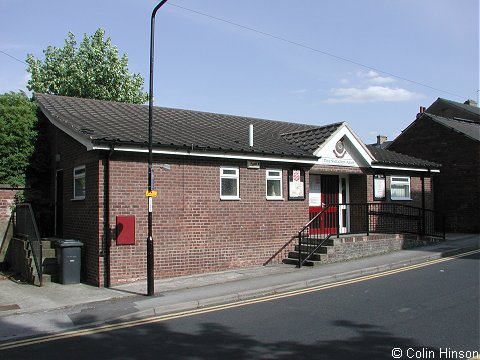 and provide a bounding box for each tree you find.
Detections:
[26,28,148,104]
[0,92,37,186]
